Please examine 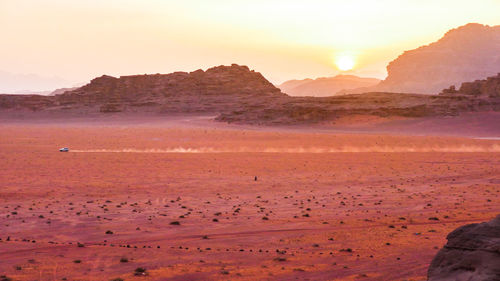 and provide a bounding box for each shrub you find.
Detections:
[134,267,147,276]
